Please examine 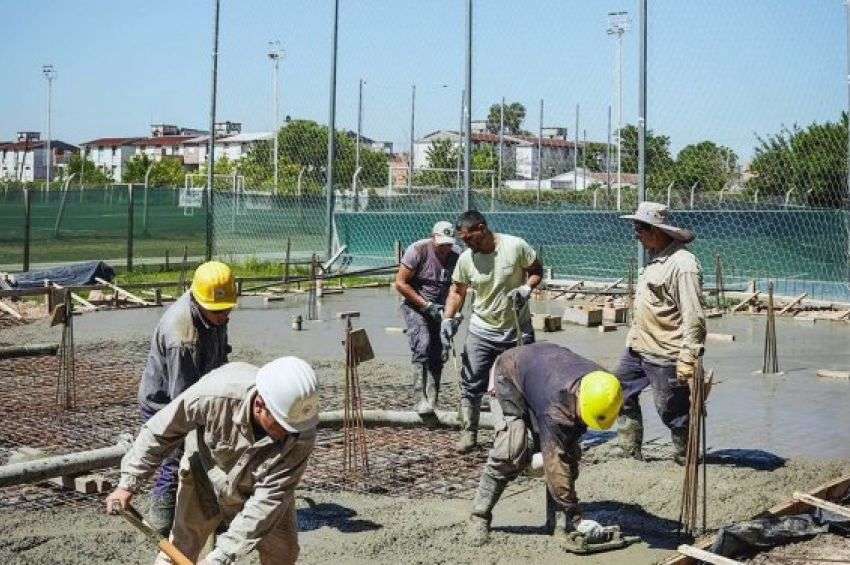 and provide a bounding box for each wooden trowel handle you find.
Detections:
[119,504,194,565]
